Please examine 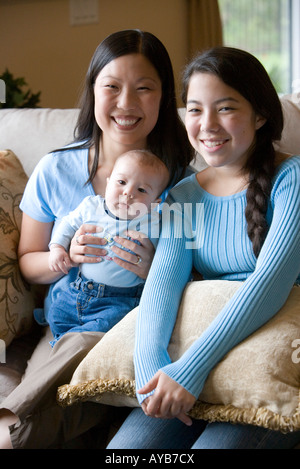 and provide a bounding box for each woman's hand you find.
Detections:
[138,371,196,426]
[69,226,155,279]
[69,224,107,266]
[111,230,155,279]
